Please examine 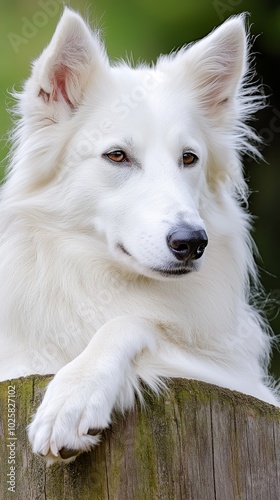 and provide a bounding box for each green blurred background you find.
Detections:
[0,0,279,376]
